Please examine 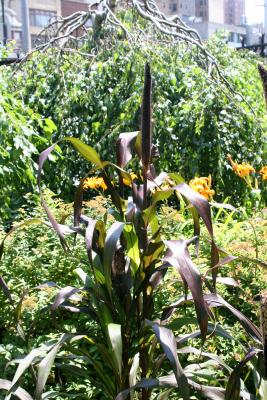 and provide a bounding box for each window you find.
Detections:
[169,3,177,12]
[29,9,56,27]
